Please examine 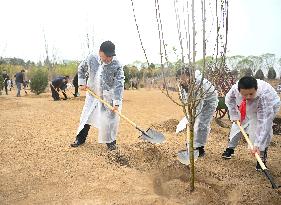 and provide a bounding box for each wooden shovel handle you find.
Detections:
[236,121,267,170]
[86,88,137,128]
